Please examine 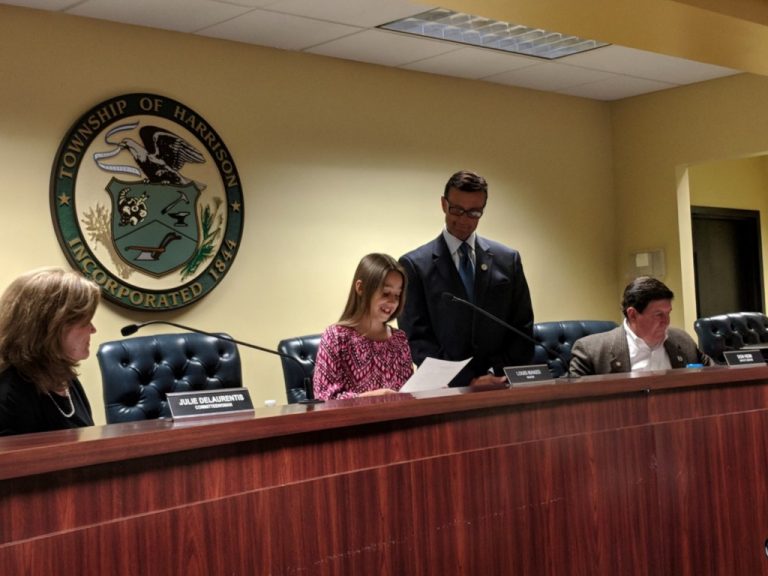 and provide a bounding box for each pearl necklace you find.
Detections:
[47,388,75,418]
